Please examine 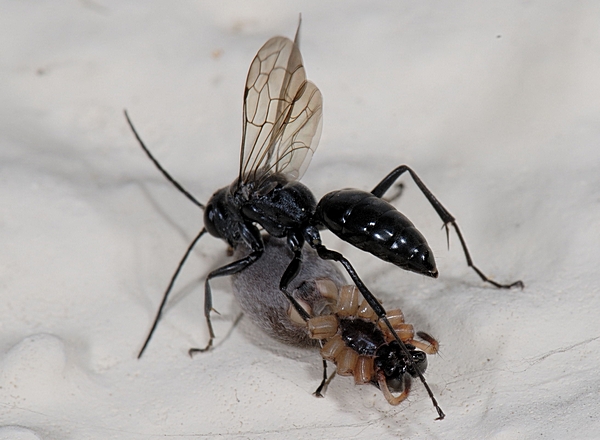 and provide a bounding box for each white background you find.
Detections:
[1,1,600,439]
